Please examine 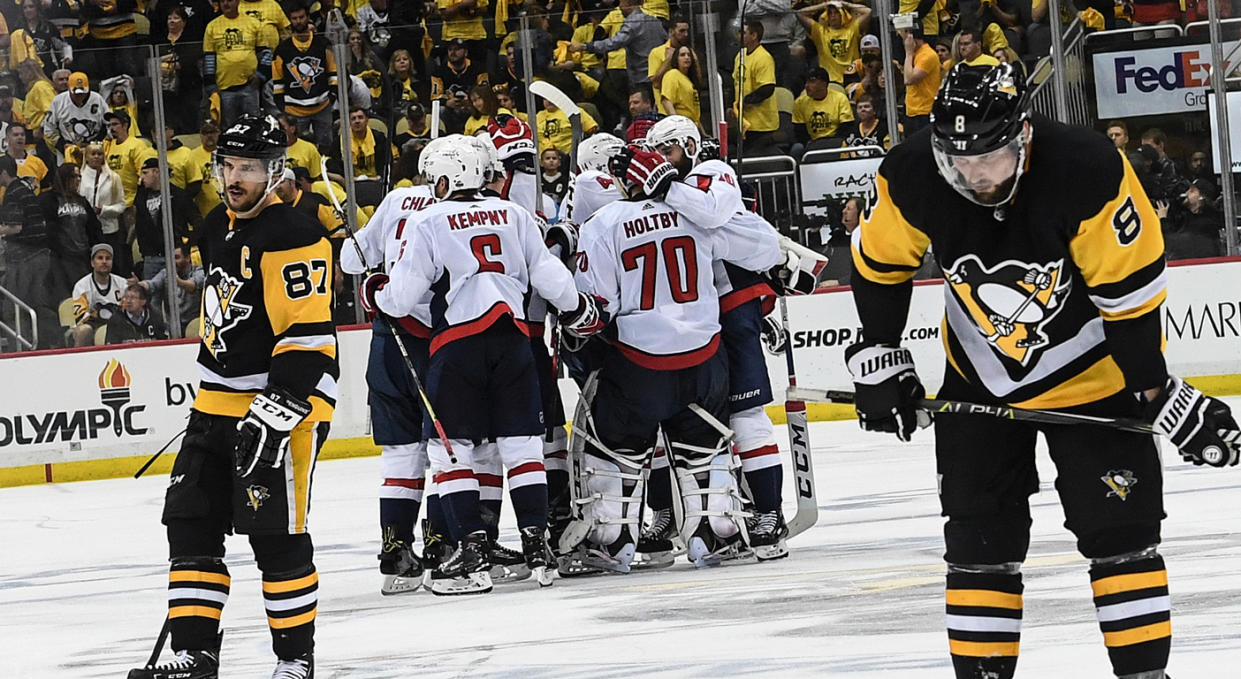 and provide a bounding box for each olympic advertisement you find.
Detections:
[1092,41,1239,118]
